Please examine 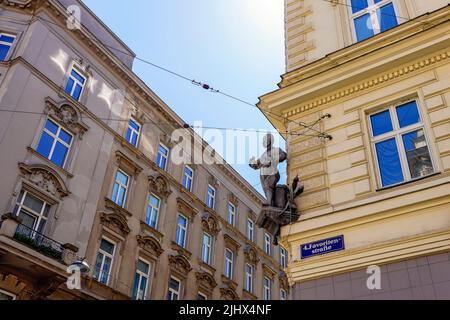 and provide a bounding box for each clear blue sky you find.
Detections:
[82,0,286,194]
